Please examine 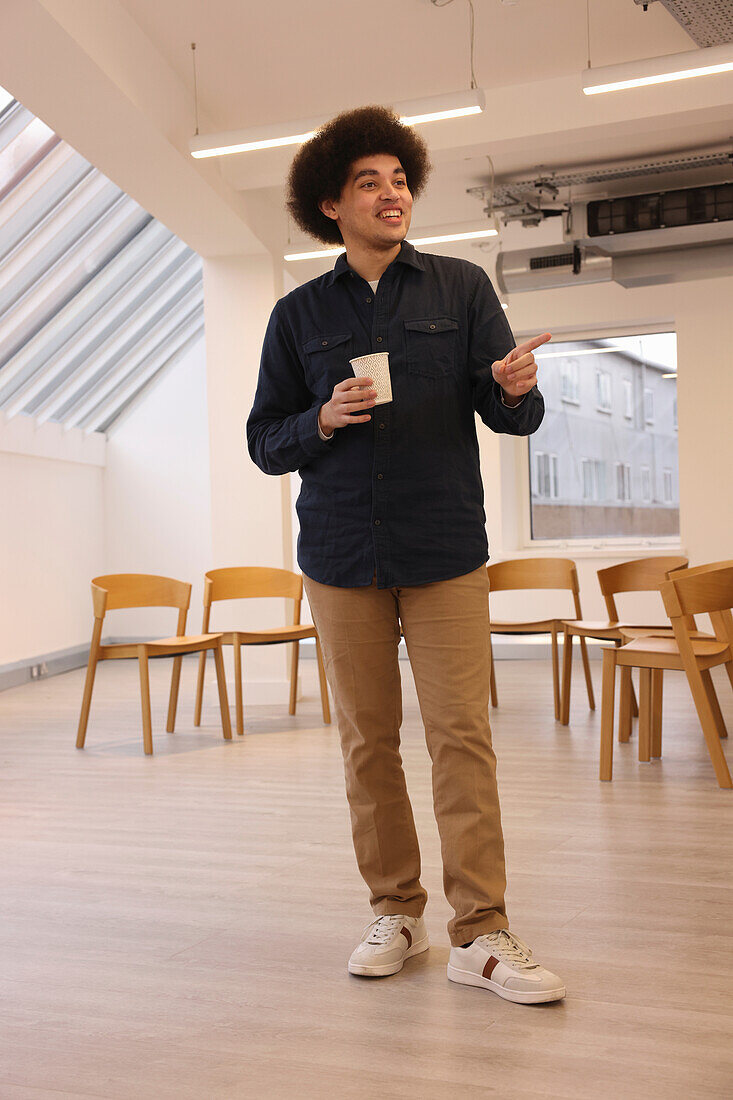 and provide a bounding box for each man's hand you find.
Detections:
[492,332,551,406]
[318,376,377,435]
